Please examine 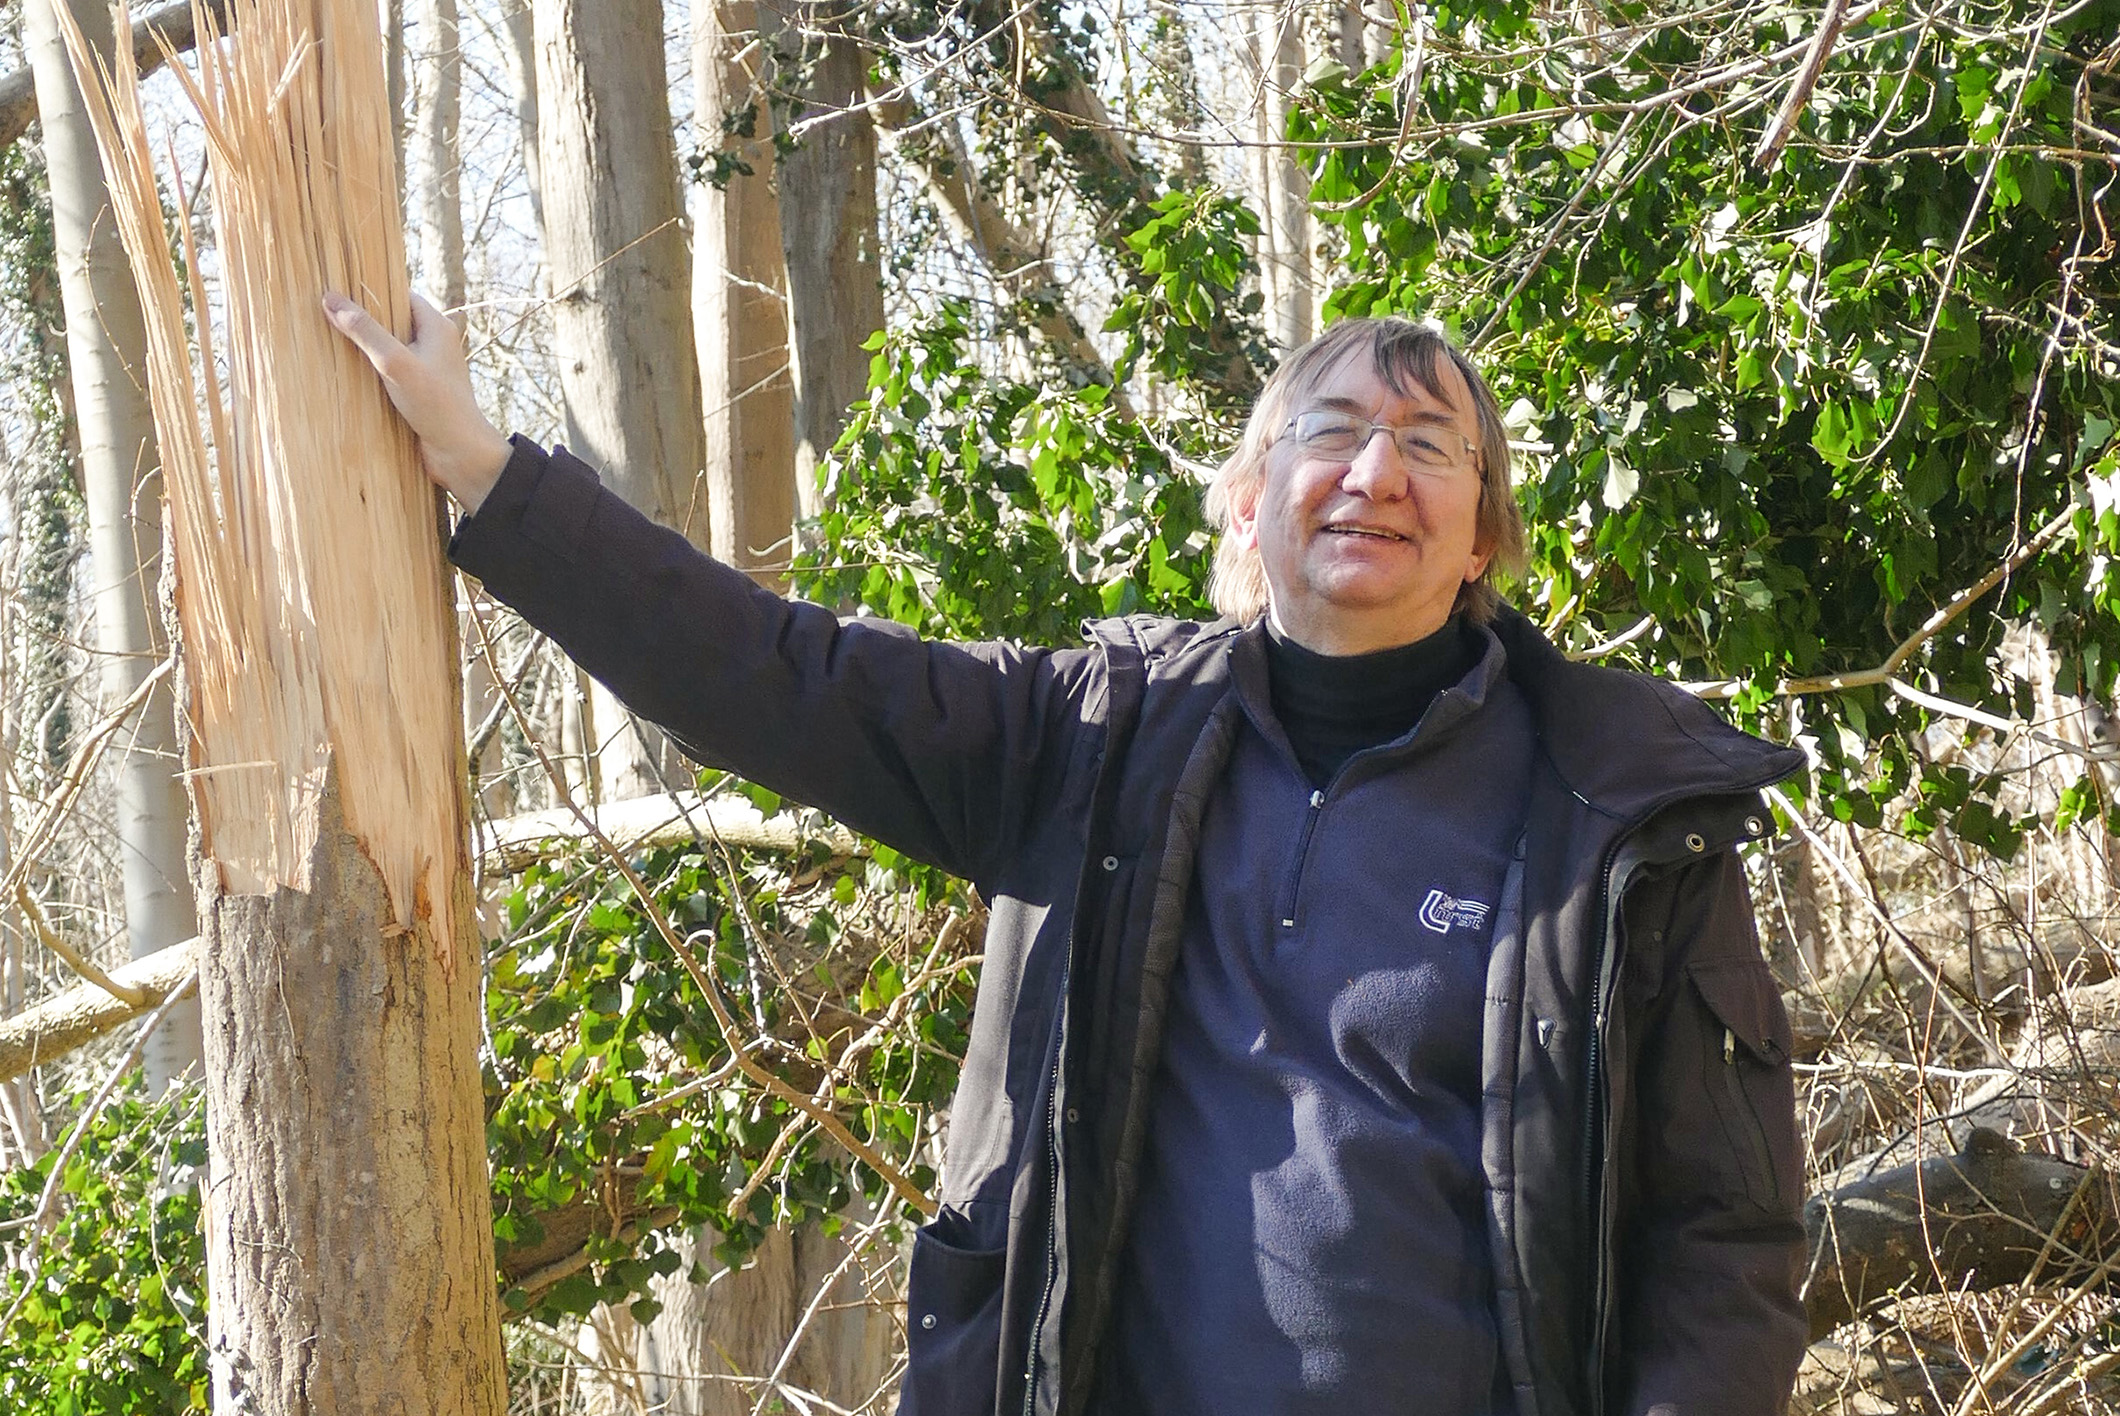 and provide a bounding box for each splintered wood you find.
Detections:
[61,0,465,969]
